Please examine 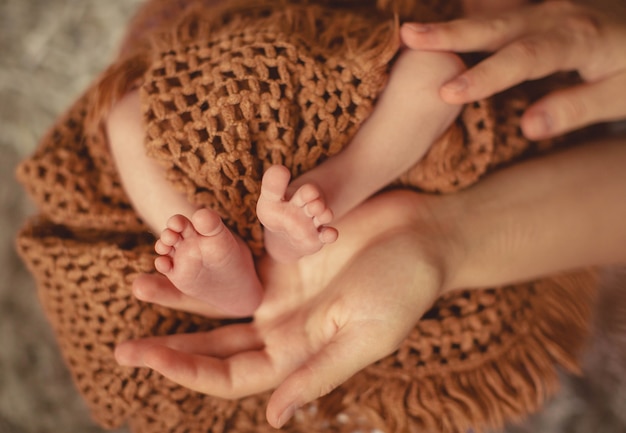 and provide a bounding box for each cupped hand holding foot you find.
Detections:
[116,139,626,428]
[116,190,448,429]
